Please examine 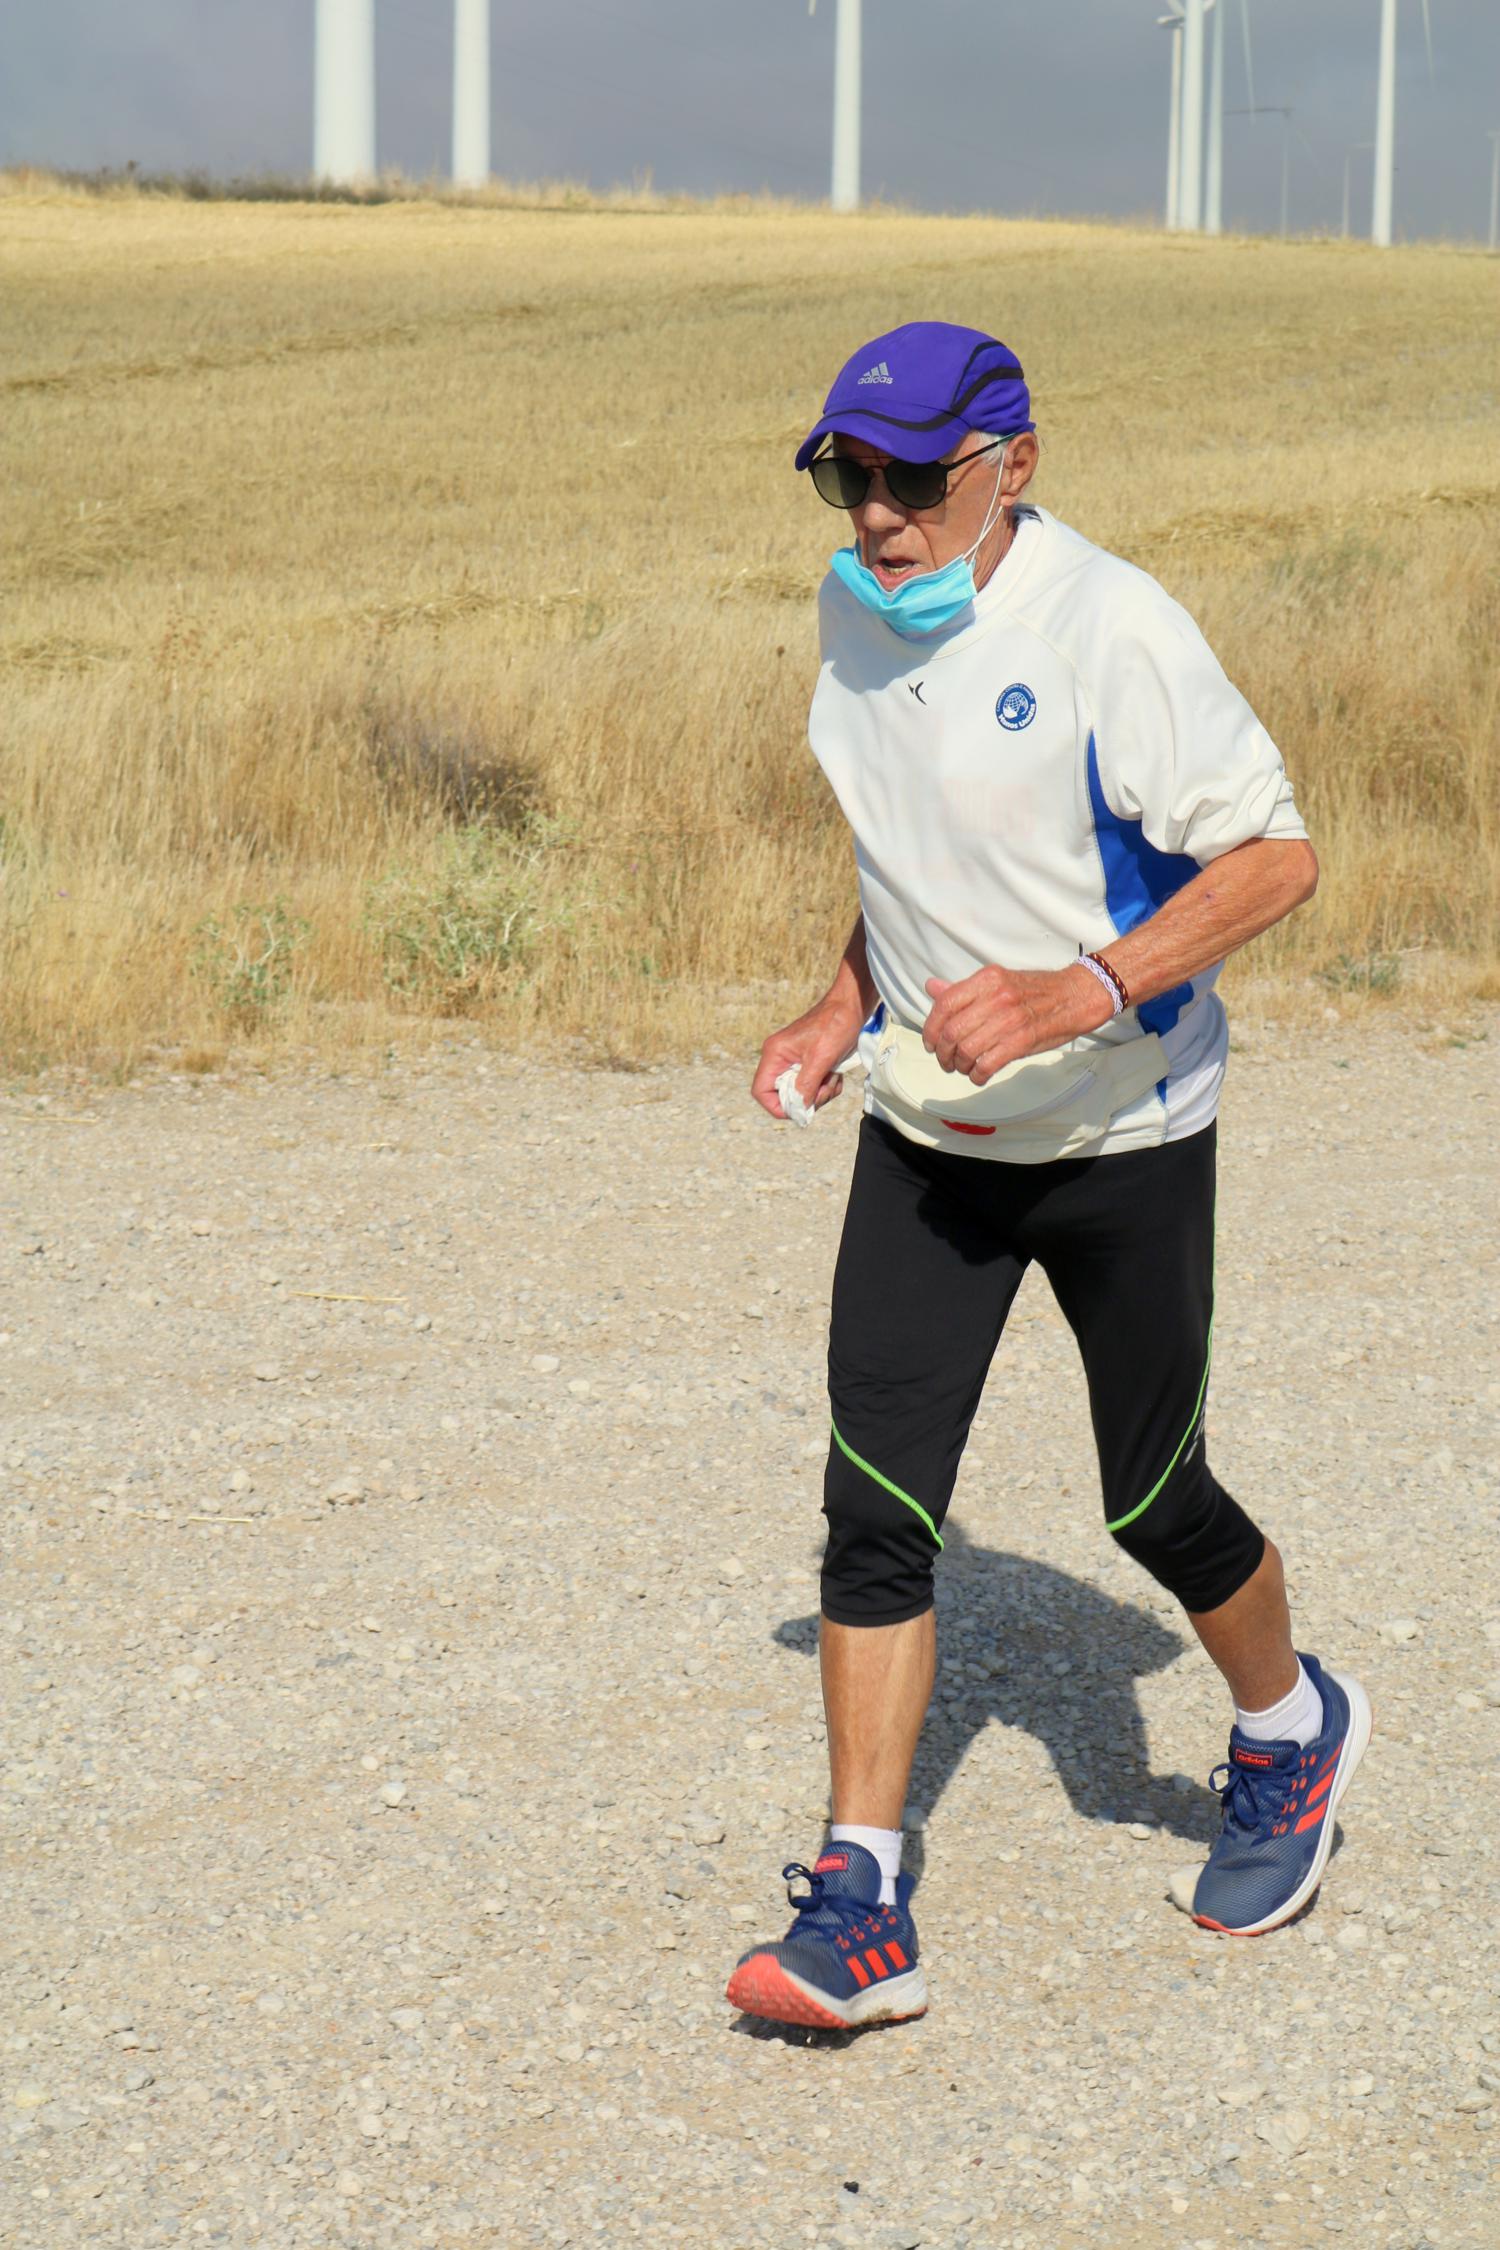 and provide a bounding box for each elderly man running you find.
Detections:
[725,322,1370,2032]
